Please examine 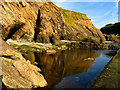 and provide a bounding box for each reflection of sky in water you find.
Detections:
[23,49,116,88]
[54,50,113,88]
[106,43,120,46]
